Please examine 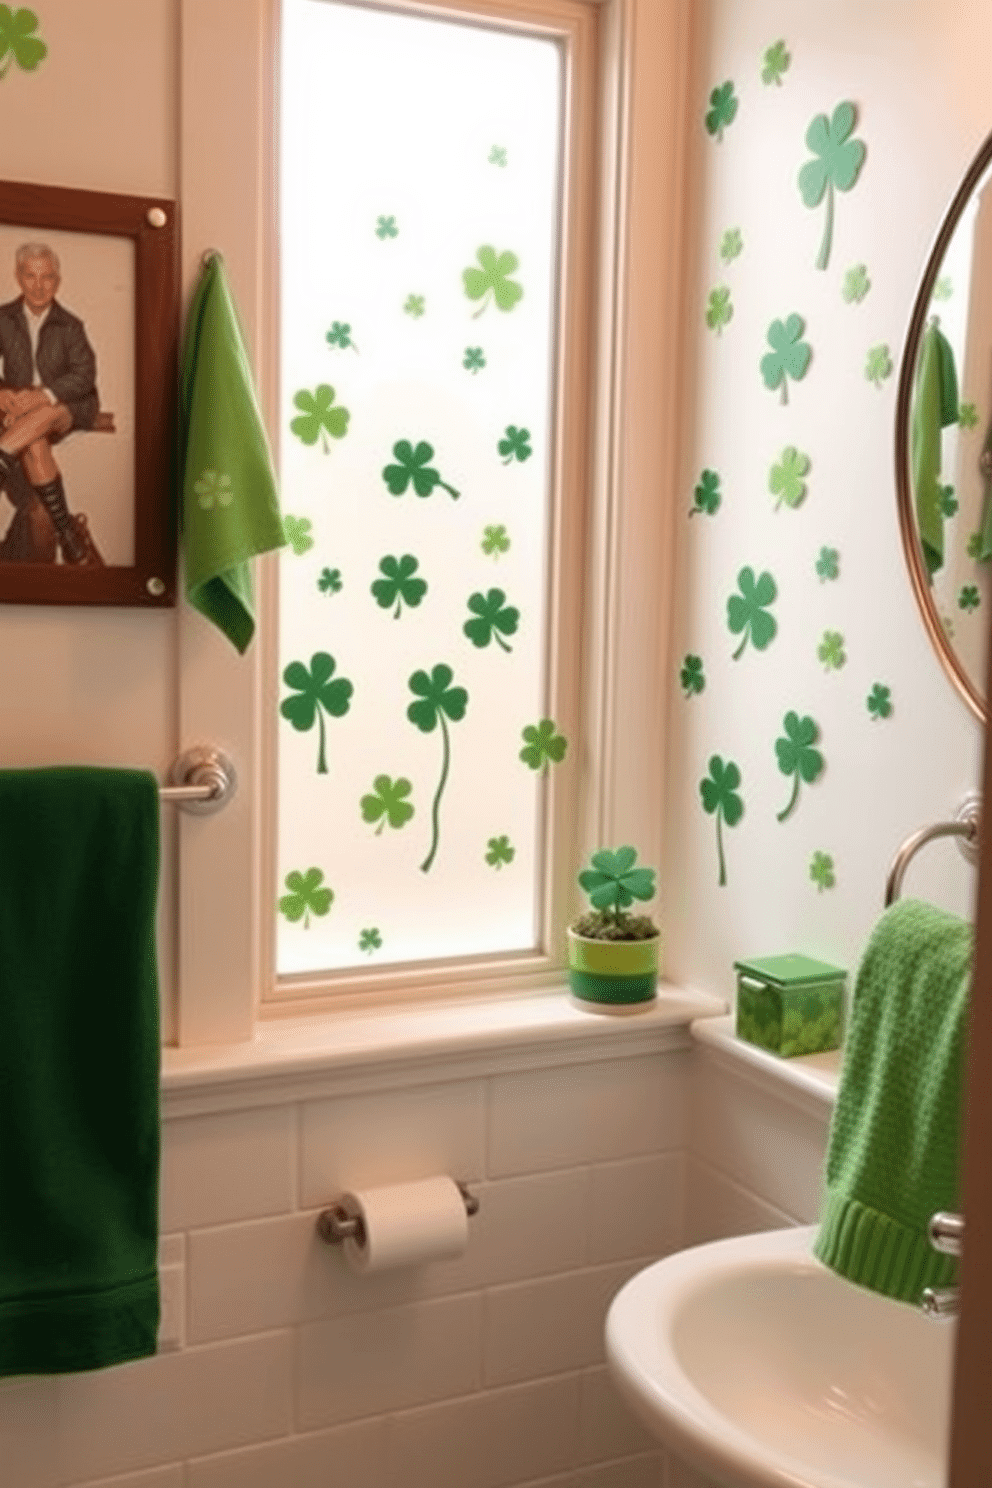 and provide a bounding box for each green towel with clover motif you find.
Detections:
[179,252,286,653]
[910,321,958,578]
[814,898,971,1304]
